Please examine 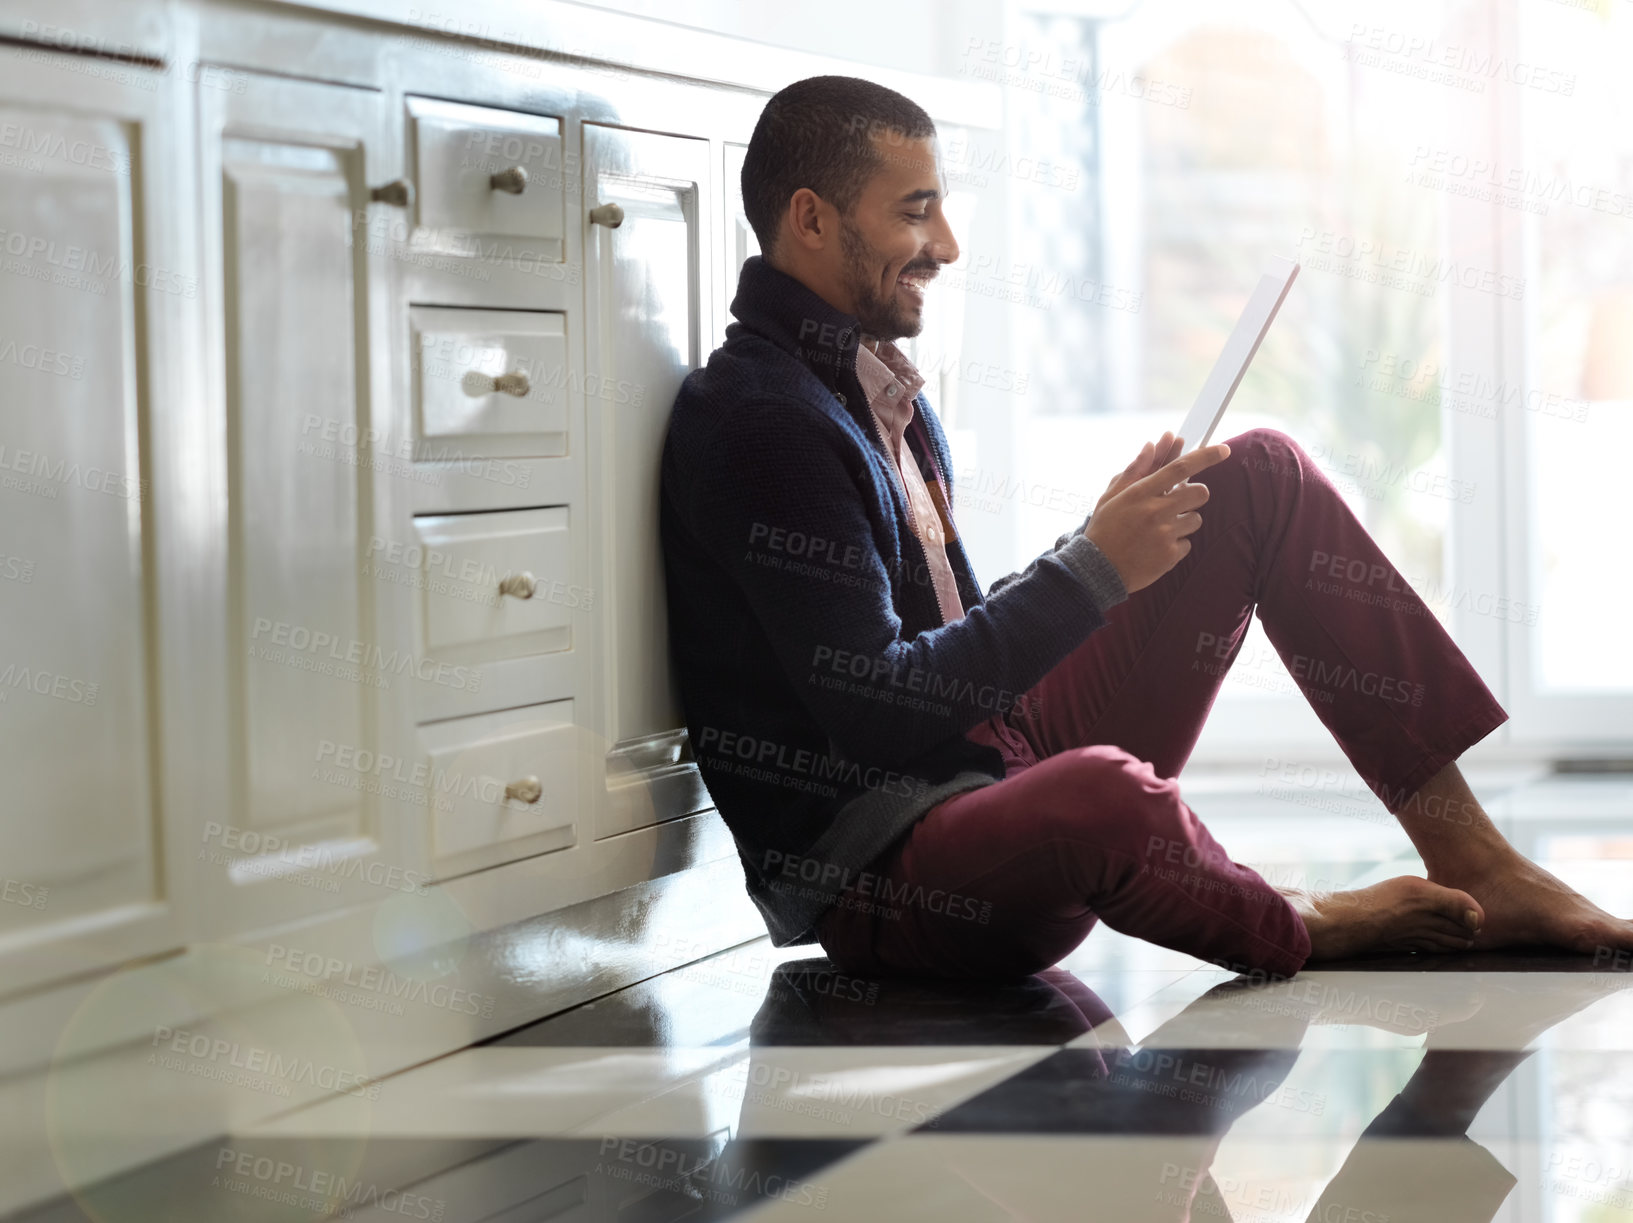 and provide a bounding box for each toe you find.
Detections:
[1417,929,1479,952]
[1424,884,1484,931]
[1417,913,1482,942]
[1399,936,1461,954]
